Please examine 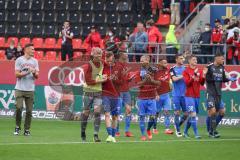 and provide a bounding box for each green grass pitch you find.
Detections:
[0,118,240,160]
